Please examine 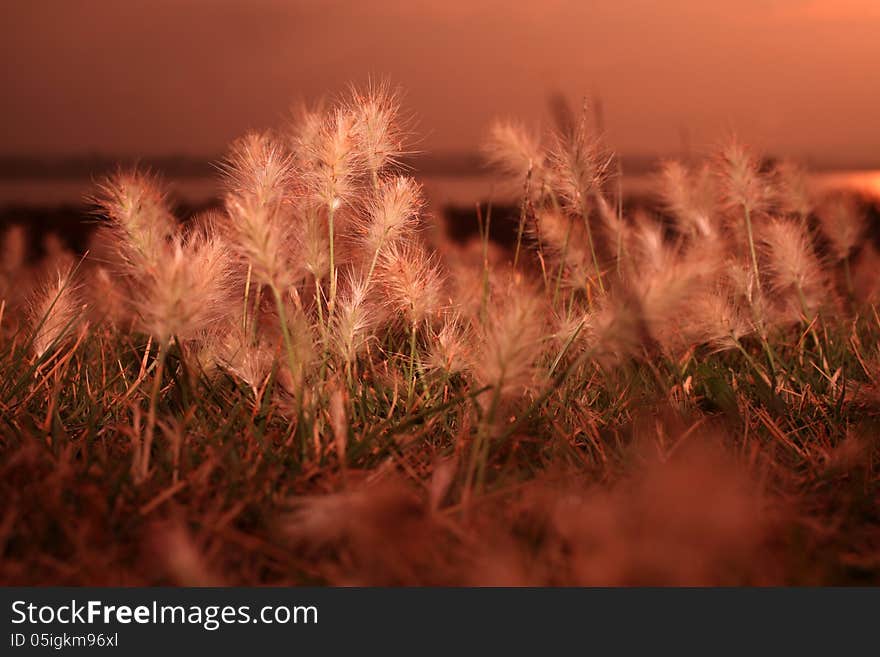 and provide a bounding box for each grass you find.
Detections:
[0,86,878,585]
